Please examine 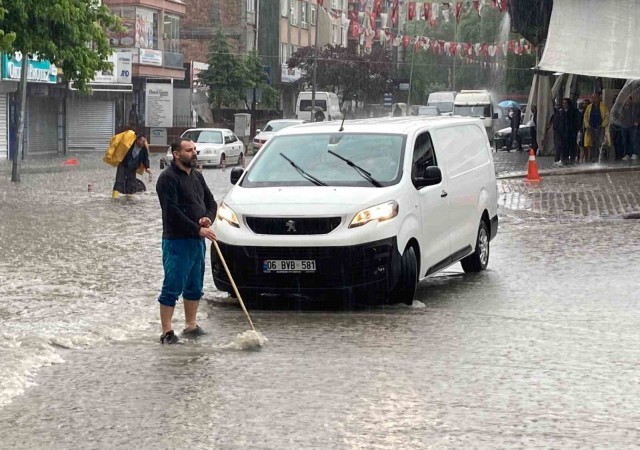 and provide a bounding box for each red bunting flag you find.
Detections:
[391,0,399,26]
[373,0,382,18]
[318,0,323,6]
[408,2,416,21]
[499,0,509,12]
[473,1,480,14]
[455,3,463,22]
